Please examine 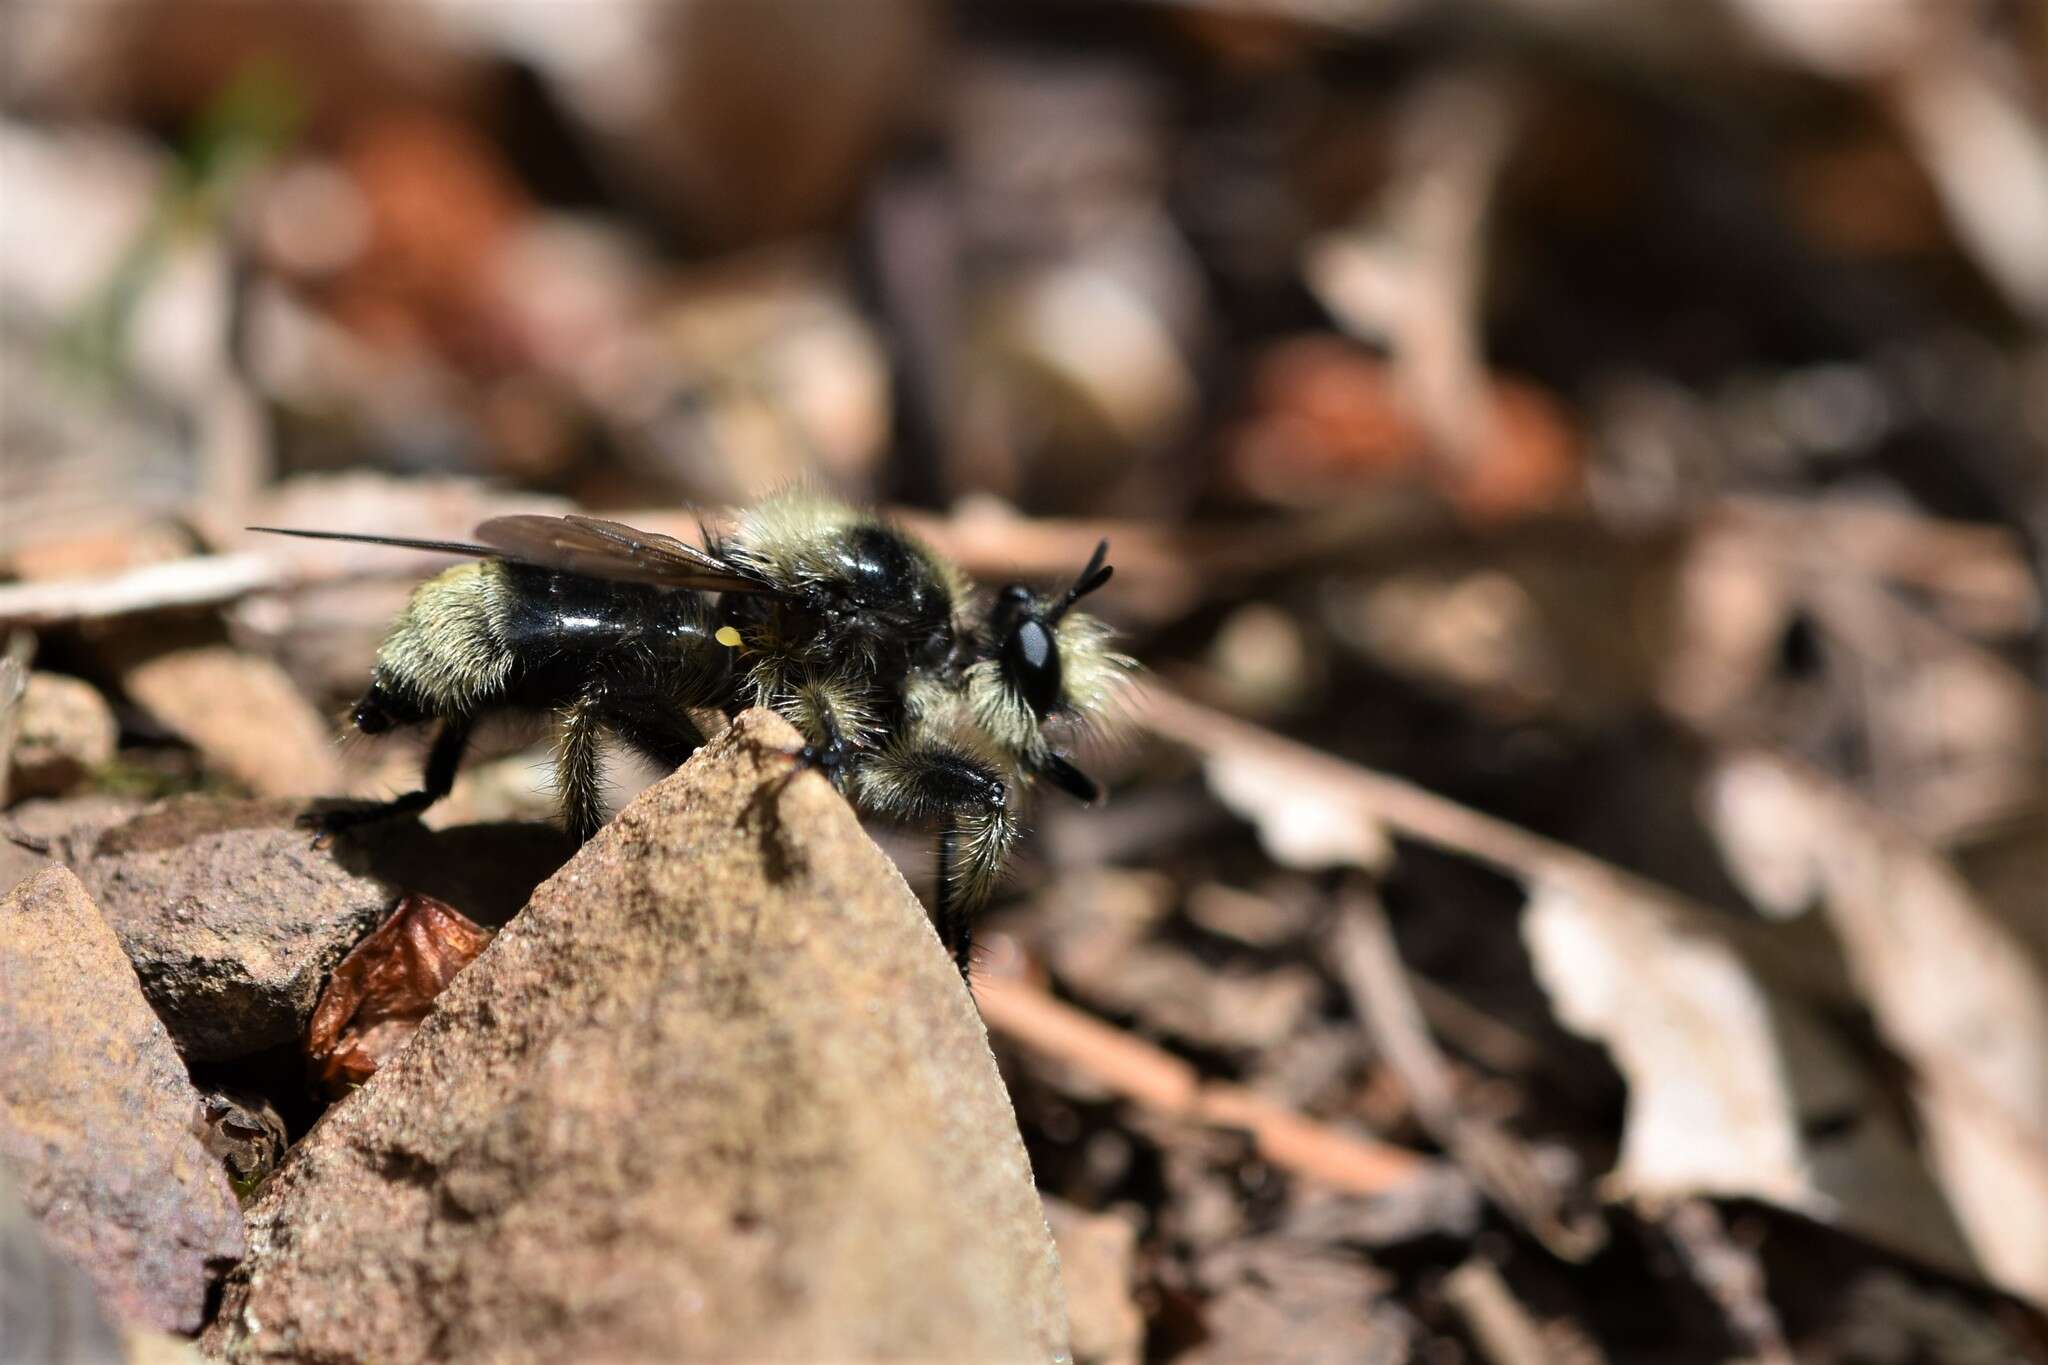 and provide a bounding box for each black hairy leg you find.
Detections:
[554,692,608,843]
[854,743,1013,978]
[300,716,473,842]
[552,684,714,843]
[934,825,968,979]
